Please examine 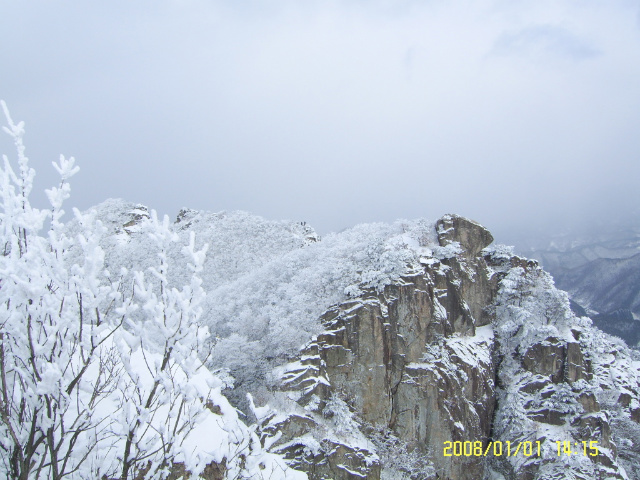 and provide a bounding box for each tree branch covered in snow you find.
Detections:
[0,102,306,480]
